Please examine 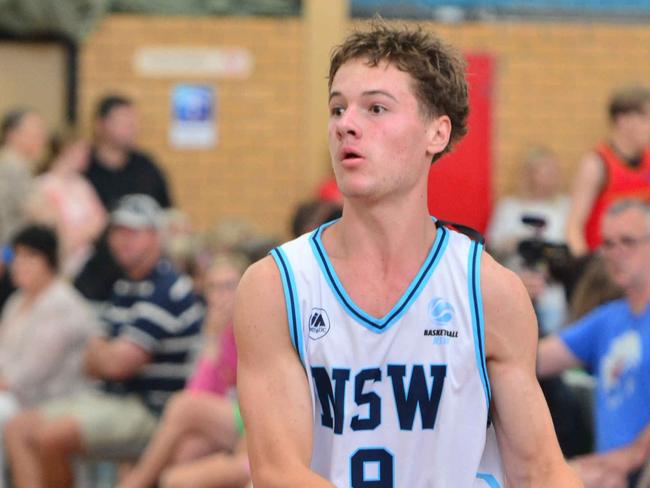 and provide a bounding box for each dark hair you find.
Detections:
[608,85,650,122]
[0,107,32,145]
[11,225,59,271]
[95,94,133,120]
[291,200,343,237]
[328,21,469,161]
